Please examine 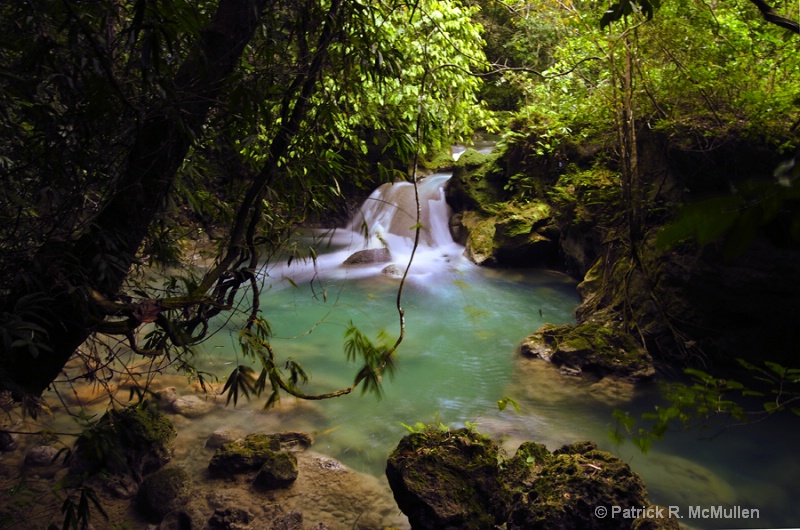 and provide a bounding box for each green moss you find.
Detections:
[455,148,490,169]
[208,433,282,477]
